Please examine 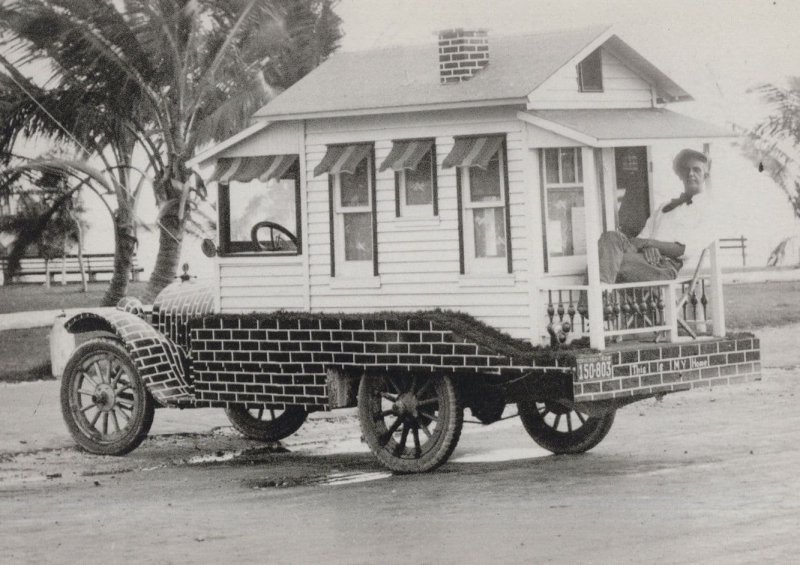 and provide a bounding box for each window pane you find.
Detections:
[228,179,297,252]
[579,49,603,91]
[469,154,501,202]
[546,187,585,257]
[343,212,373,261]
[340,158,370,207]
[405,150,433,206]
[561,148,576,184]
[545,149,560,184]
[473,207,507,258]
